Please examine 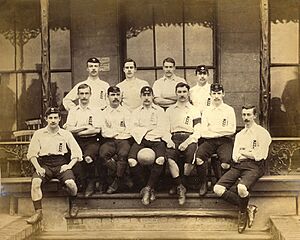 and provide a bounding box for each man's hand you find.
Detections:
[36,167,46,177]
[60,164,71,173]
[167,140,176,149]
[178,139,190,151]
